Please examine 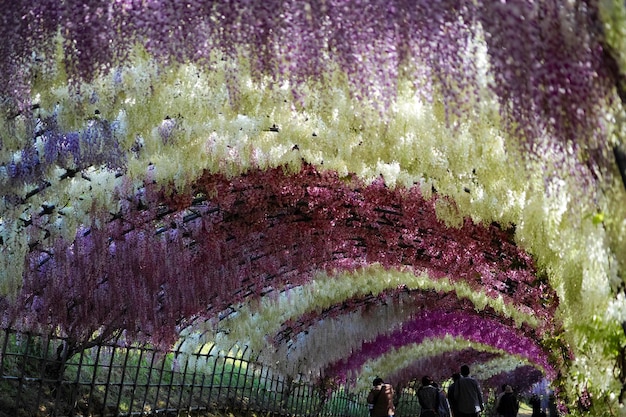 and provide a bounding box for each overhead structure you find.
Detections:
[2,1,626,415]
